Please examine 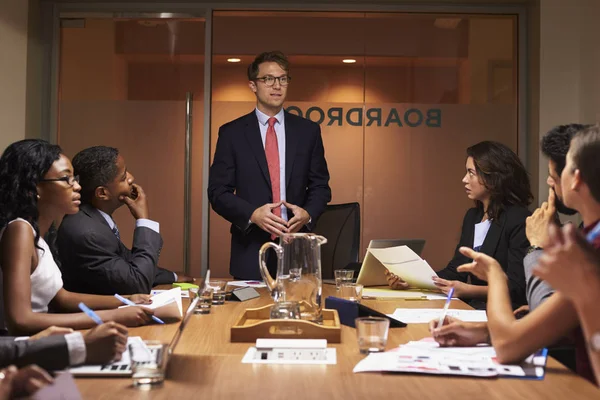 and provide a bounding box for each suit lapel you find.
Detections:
[480,211,505,256]
[284,111,299,189]
[244,111,271,188]
[81,203,111,230]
